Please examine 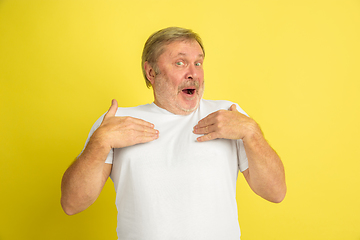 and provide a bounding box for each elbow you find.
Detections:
[252,181,287,203]
[62,207,77,216]
[271,193,286,203]
[61,205,78,216]
[61,197,80,216]
[269,185,287,203]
